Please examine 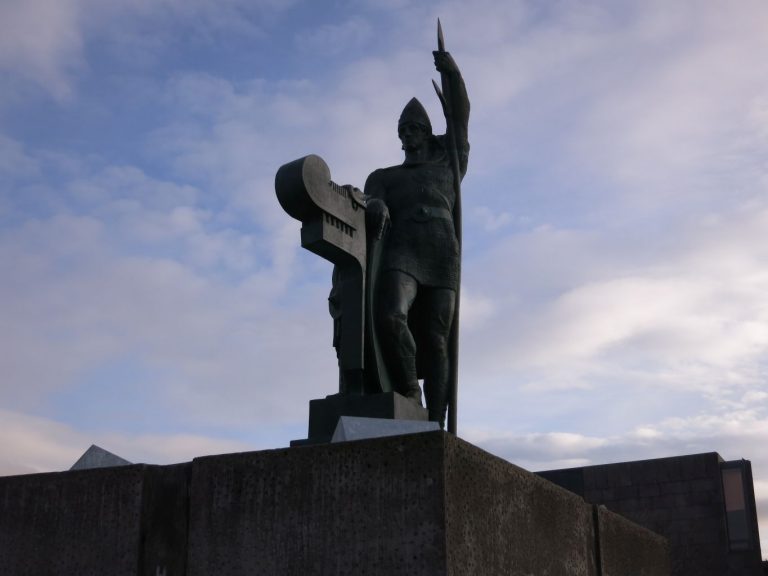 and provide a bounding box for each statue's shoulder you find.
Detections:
[372,164,403,176]
[366,165,402,185]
